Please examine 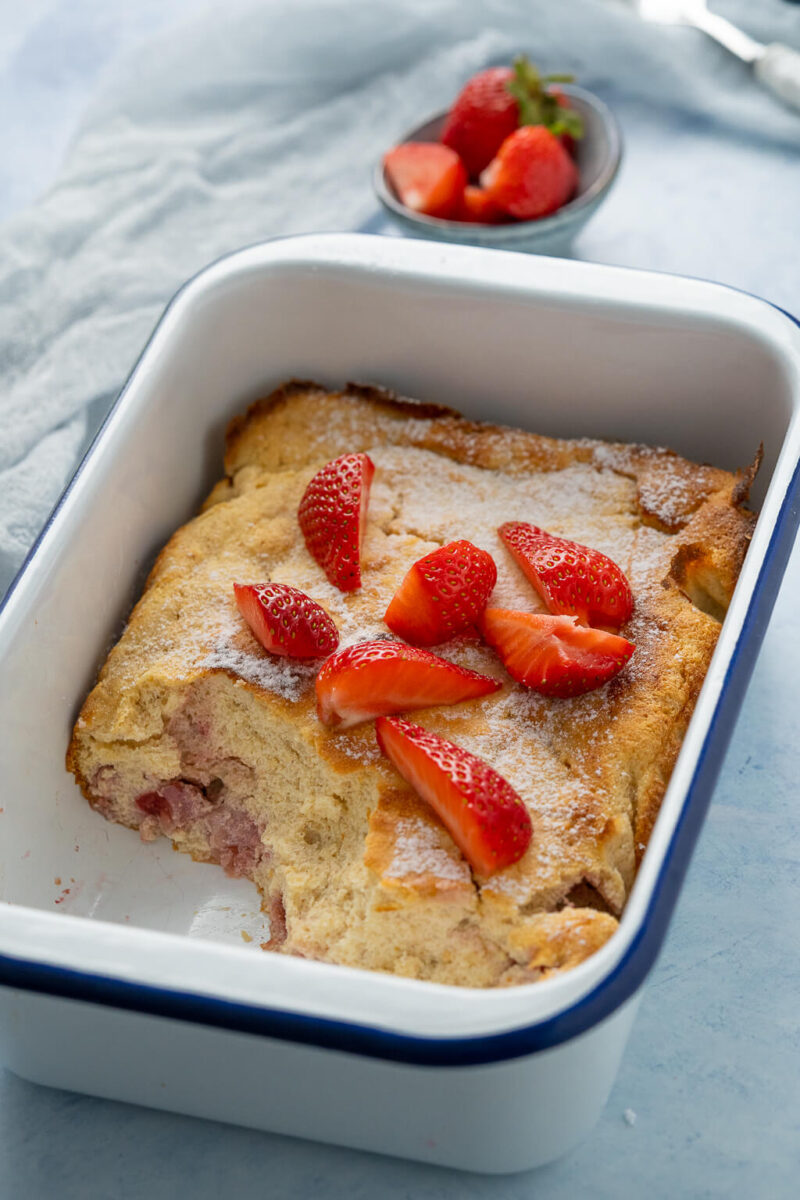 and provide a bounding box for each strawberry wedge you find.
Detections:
[383,143,467,220]
[316,640,501,729]
[499,522,633,630]
[298,453,375,592]
[481,608,634,697]
[384,540,497,646]
[234,582,339,658]
[375,717,532,876]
